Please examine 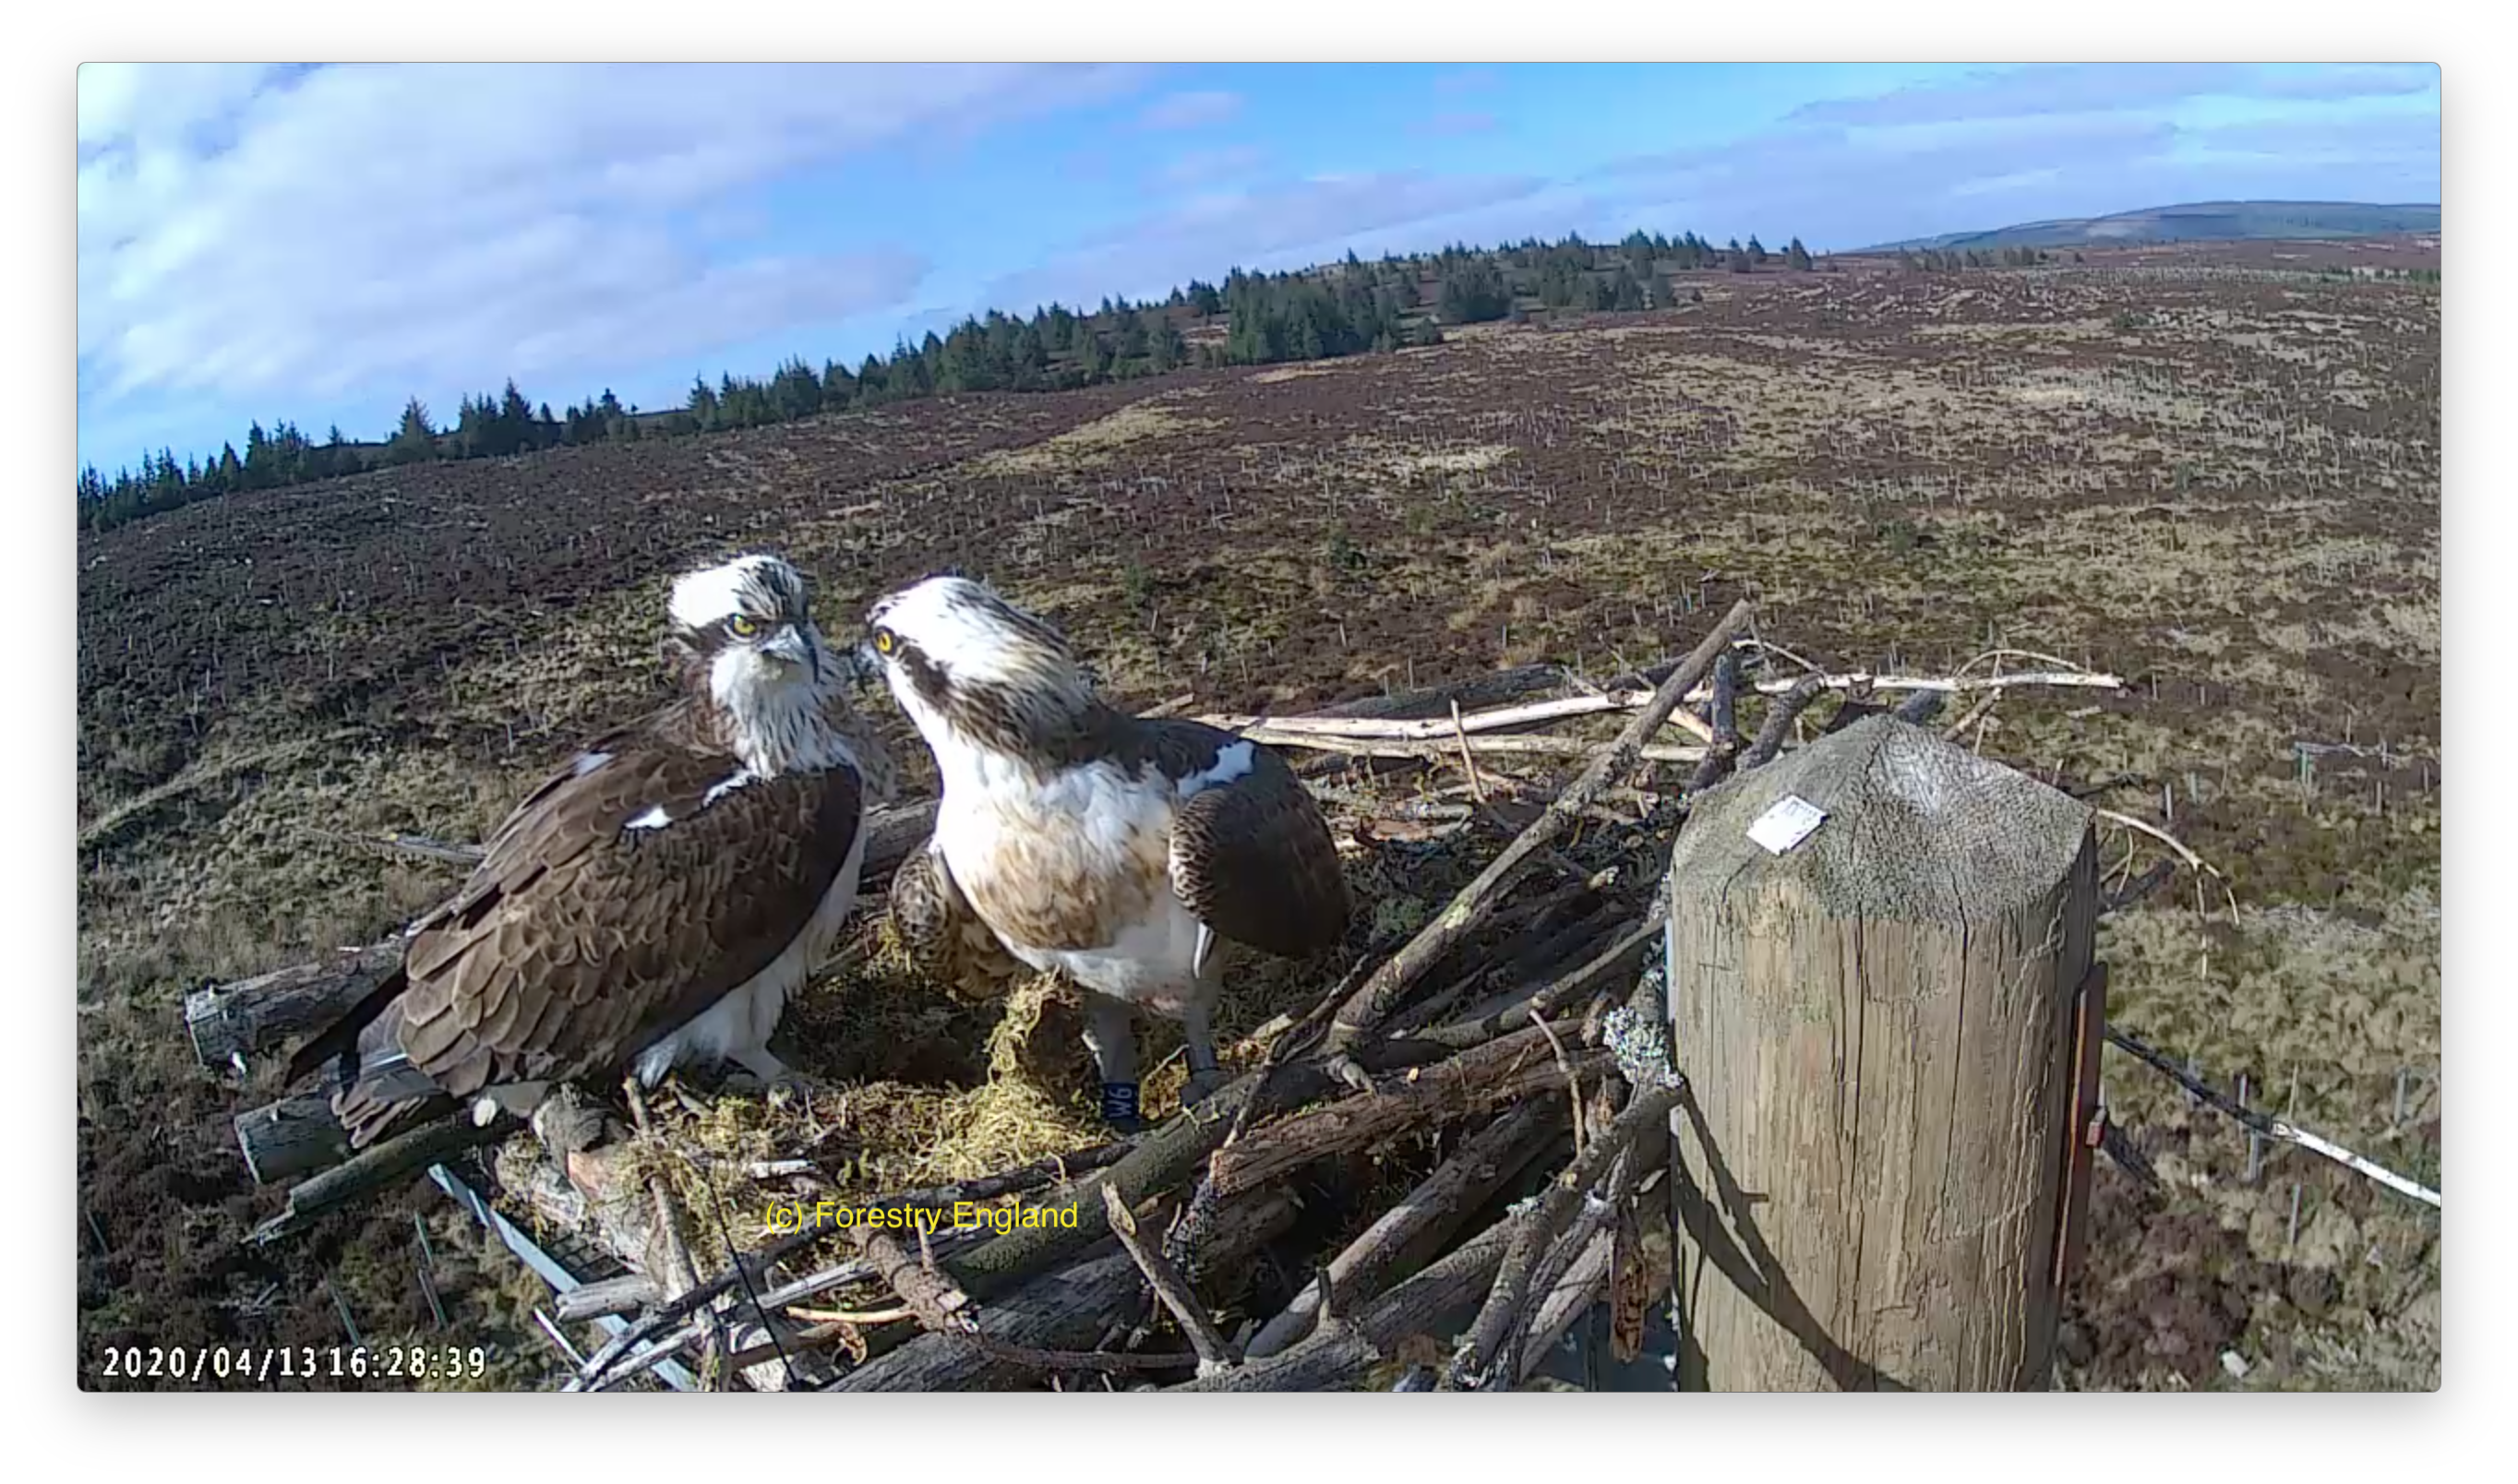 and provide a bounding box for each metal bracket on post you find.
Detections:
[2052,961,2109,1292]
